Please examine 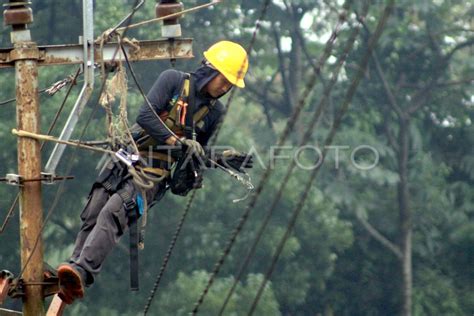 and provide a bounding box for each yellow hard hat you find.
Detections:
[203,41,248,88]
